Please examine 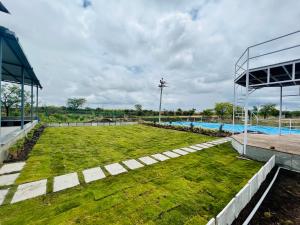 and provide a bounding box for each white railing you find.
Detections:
[207,155,276,225]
